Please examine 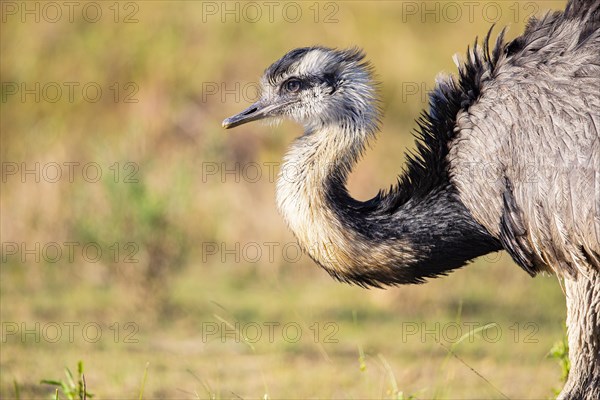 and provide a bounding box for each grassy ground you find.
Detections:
[3,256,566,398]
[2,1,568,398]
